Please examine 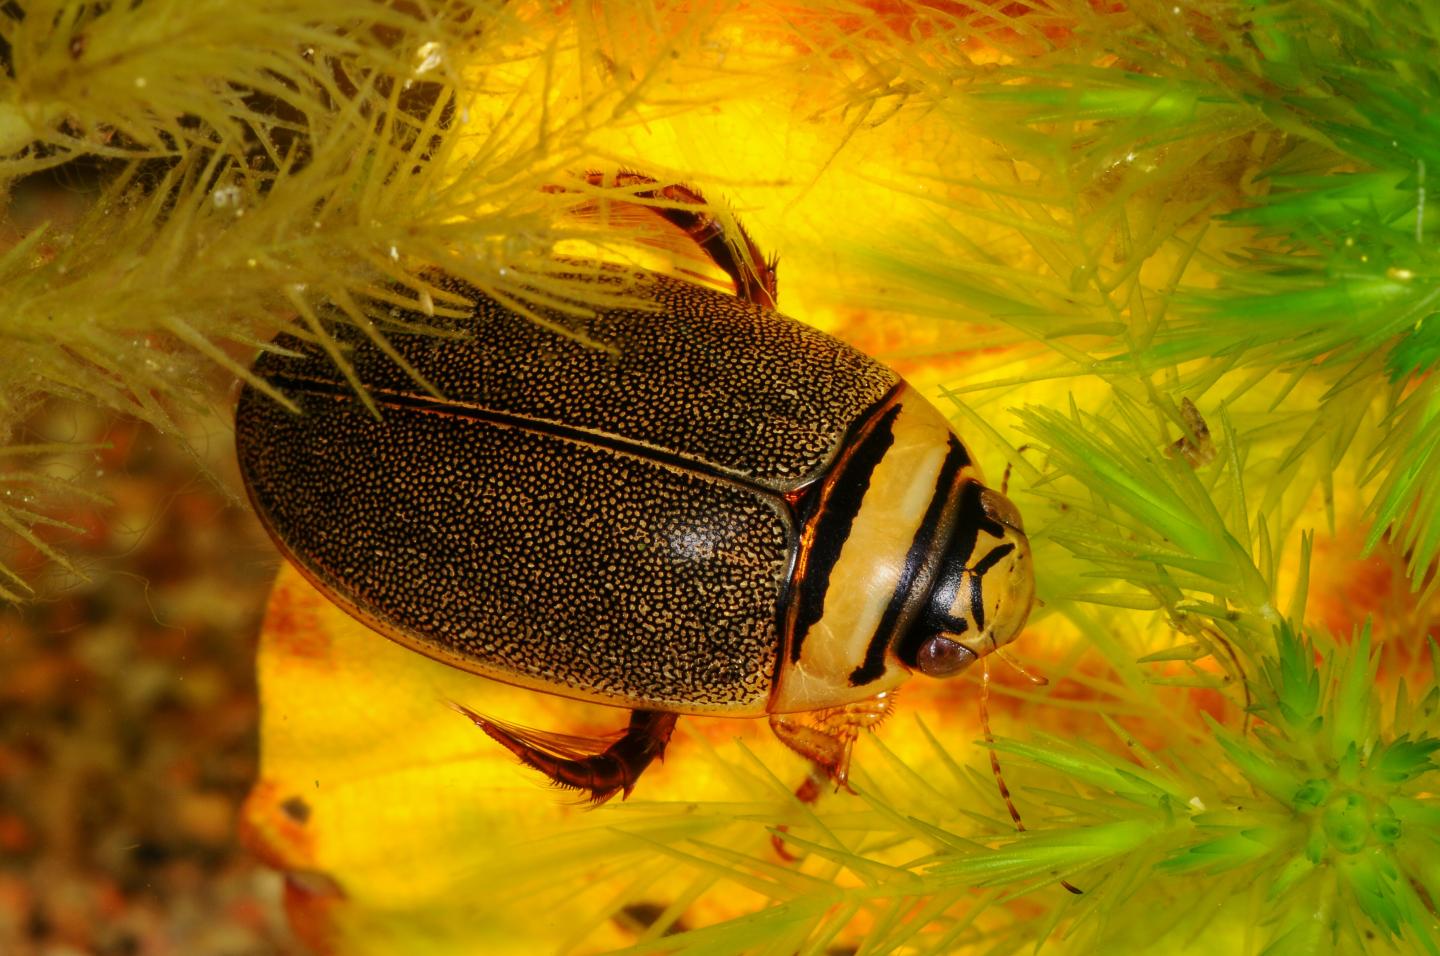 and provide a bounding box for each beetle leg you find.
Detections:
[770,771,825,862]
[768,693,895,861]
[557,170,779,309]
[768,691,896,792]
[454,704,678,804]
